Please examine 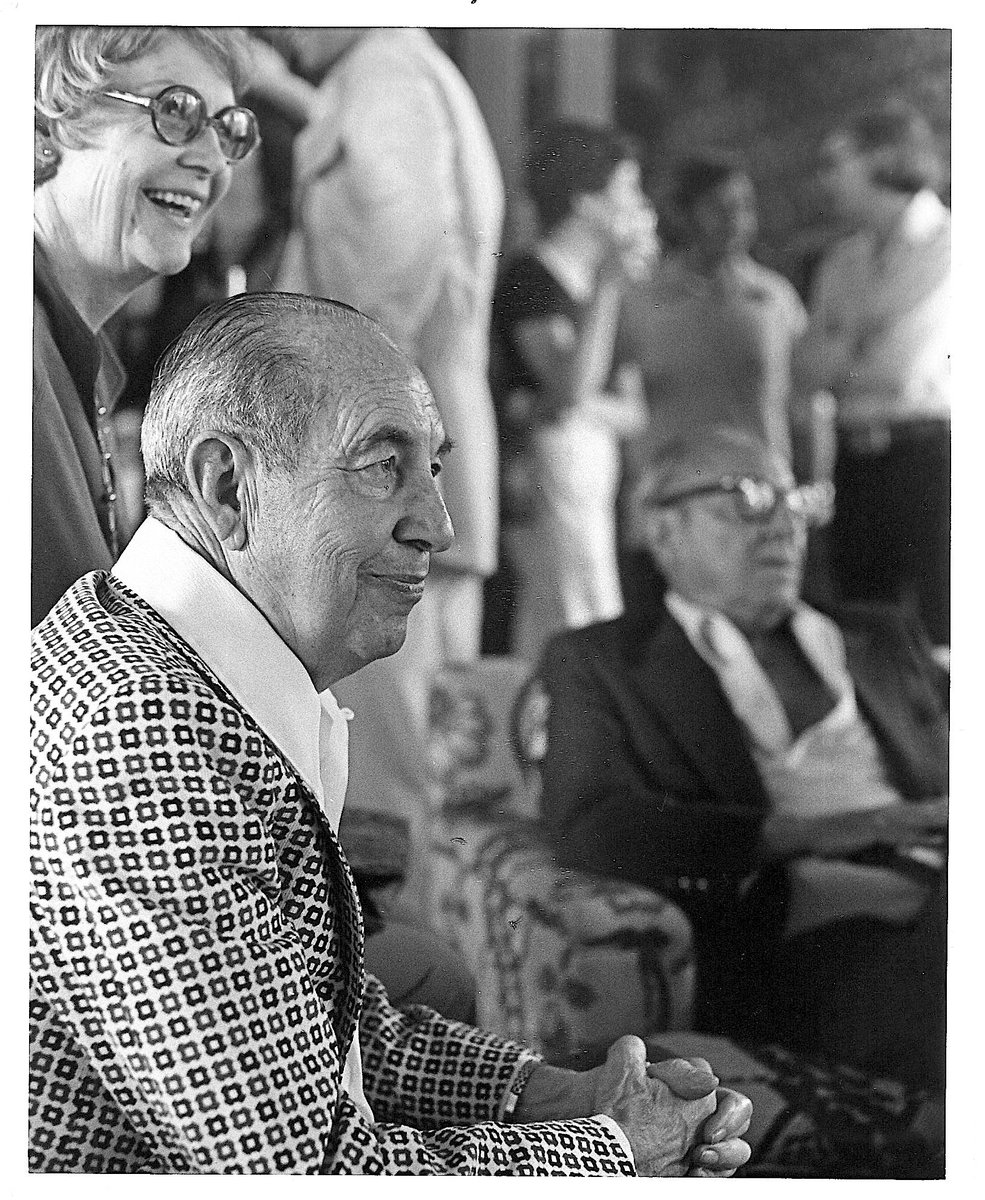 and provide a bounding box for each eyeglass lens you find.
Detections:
[151,87,256,160]
[152,88,205,145]
[735,482,827,523]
